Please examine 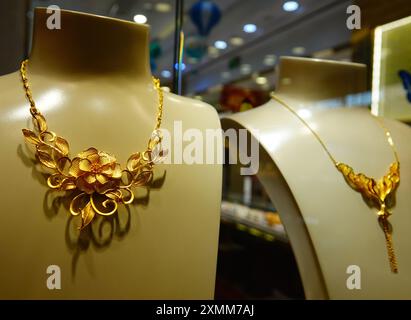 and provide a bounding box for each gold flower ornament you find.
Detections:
[23,119,165,230]
[21,59,166,230]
